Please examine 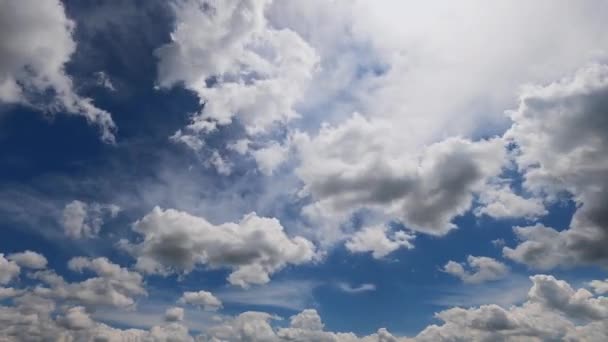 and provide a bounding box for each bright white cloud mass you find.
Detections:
[1,0,608,340]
